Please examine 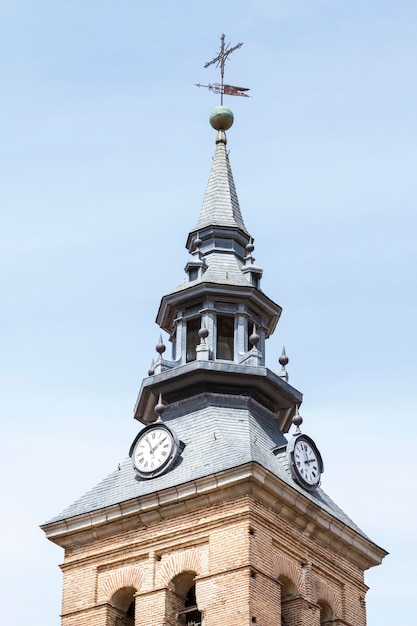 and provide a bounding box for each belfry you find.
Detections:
[42,69,386,626]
